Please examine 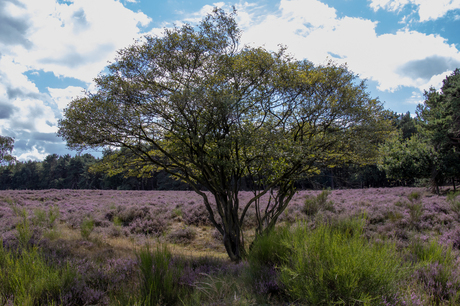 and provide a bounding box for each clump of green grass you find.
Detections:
[33,206,60,229]
[187,273,255,306]
[32,206,61,240]
[113,215,123,227]
[13,206,33,248]
[408,238,460,304]
[407,191,423,227]
[302,190,335,216]
[277,218,409,305]
[80,216,95,240]
[248,225,291,267]
[0,242,76,306]
[137,244,187,306]
[447,191,460,215]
